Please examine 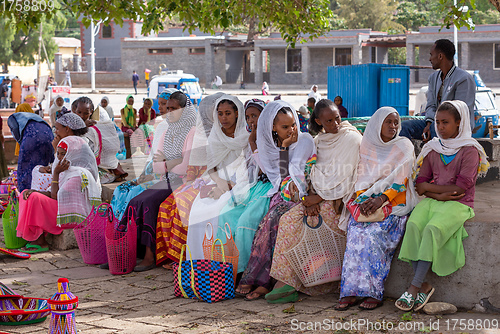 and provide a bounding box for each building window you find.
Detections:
[371,47,376,63]
[148,48,173,54]
[286,49,302,72]
[495,44,500,70]
[189,48,205,54]
[335,48,352,66]
[102,25,112,39]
